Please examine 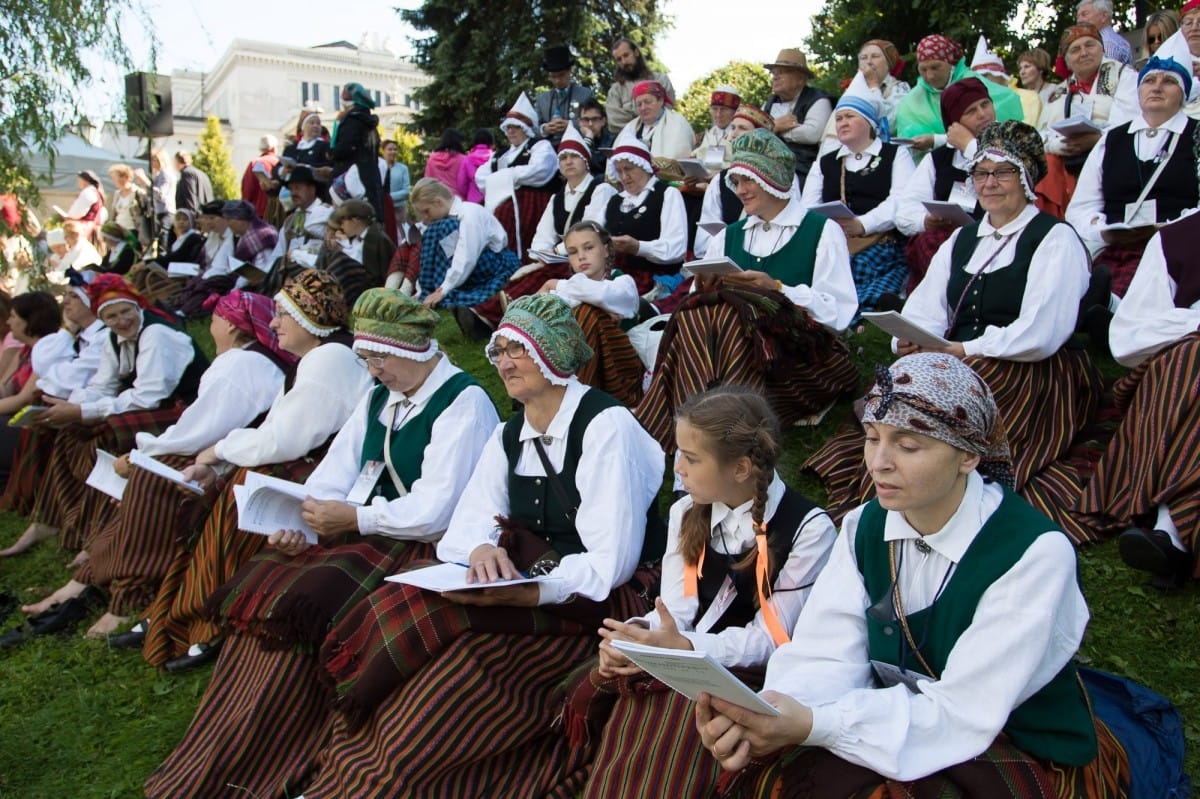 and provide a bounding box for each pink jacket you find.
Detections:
[423,151,467,198]
[458,145,494,204]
